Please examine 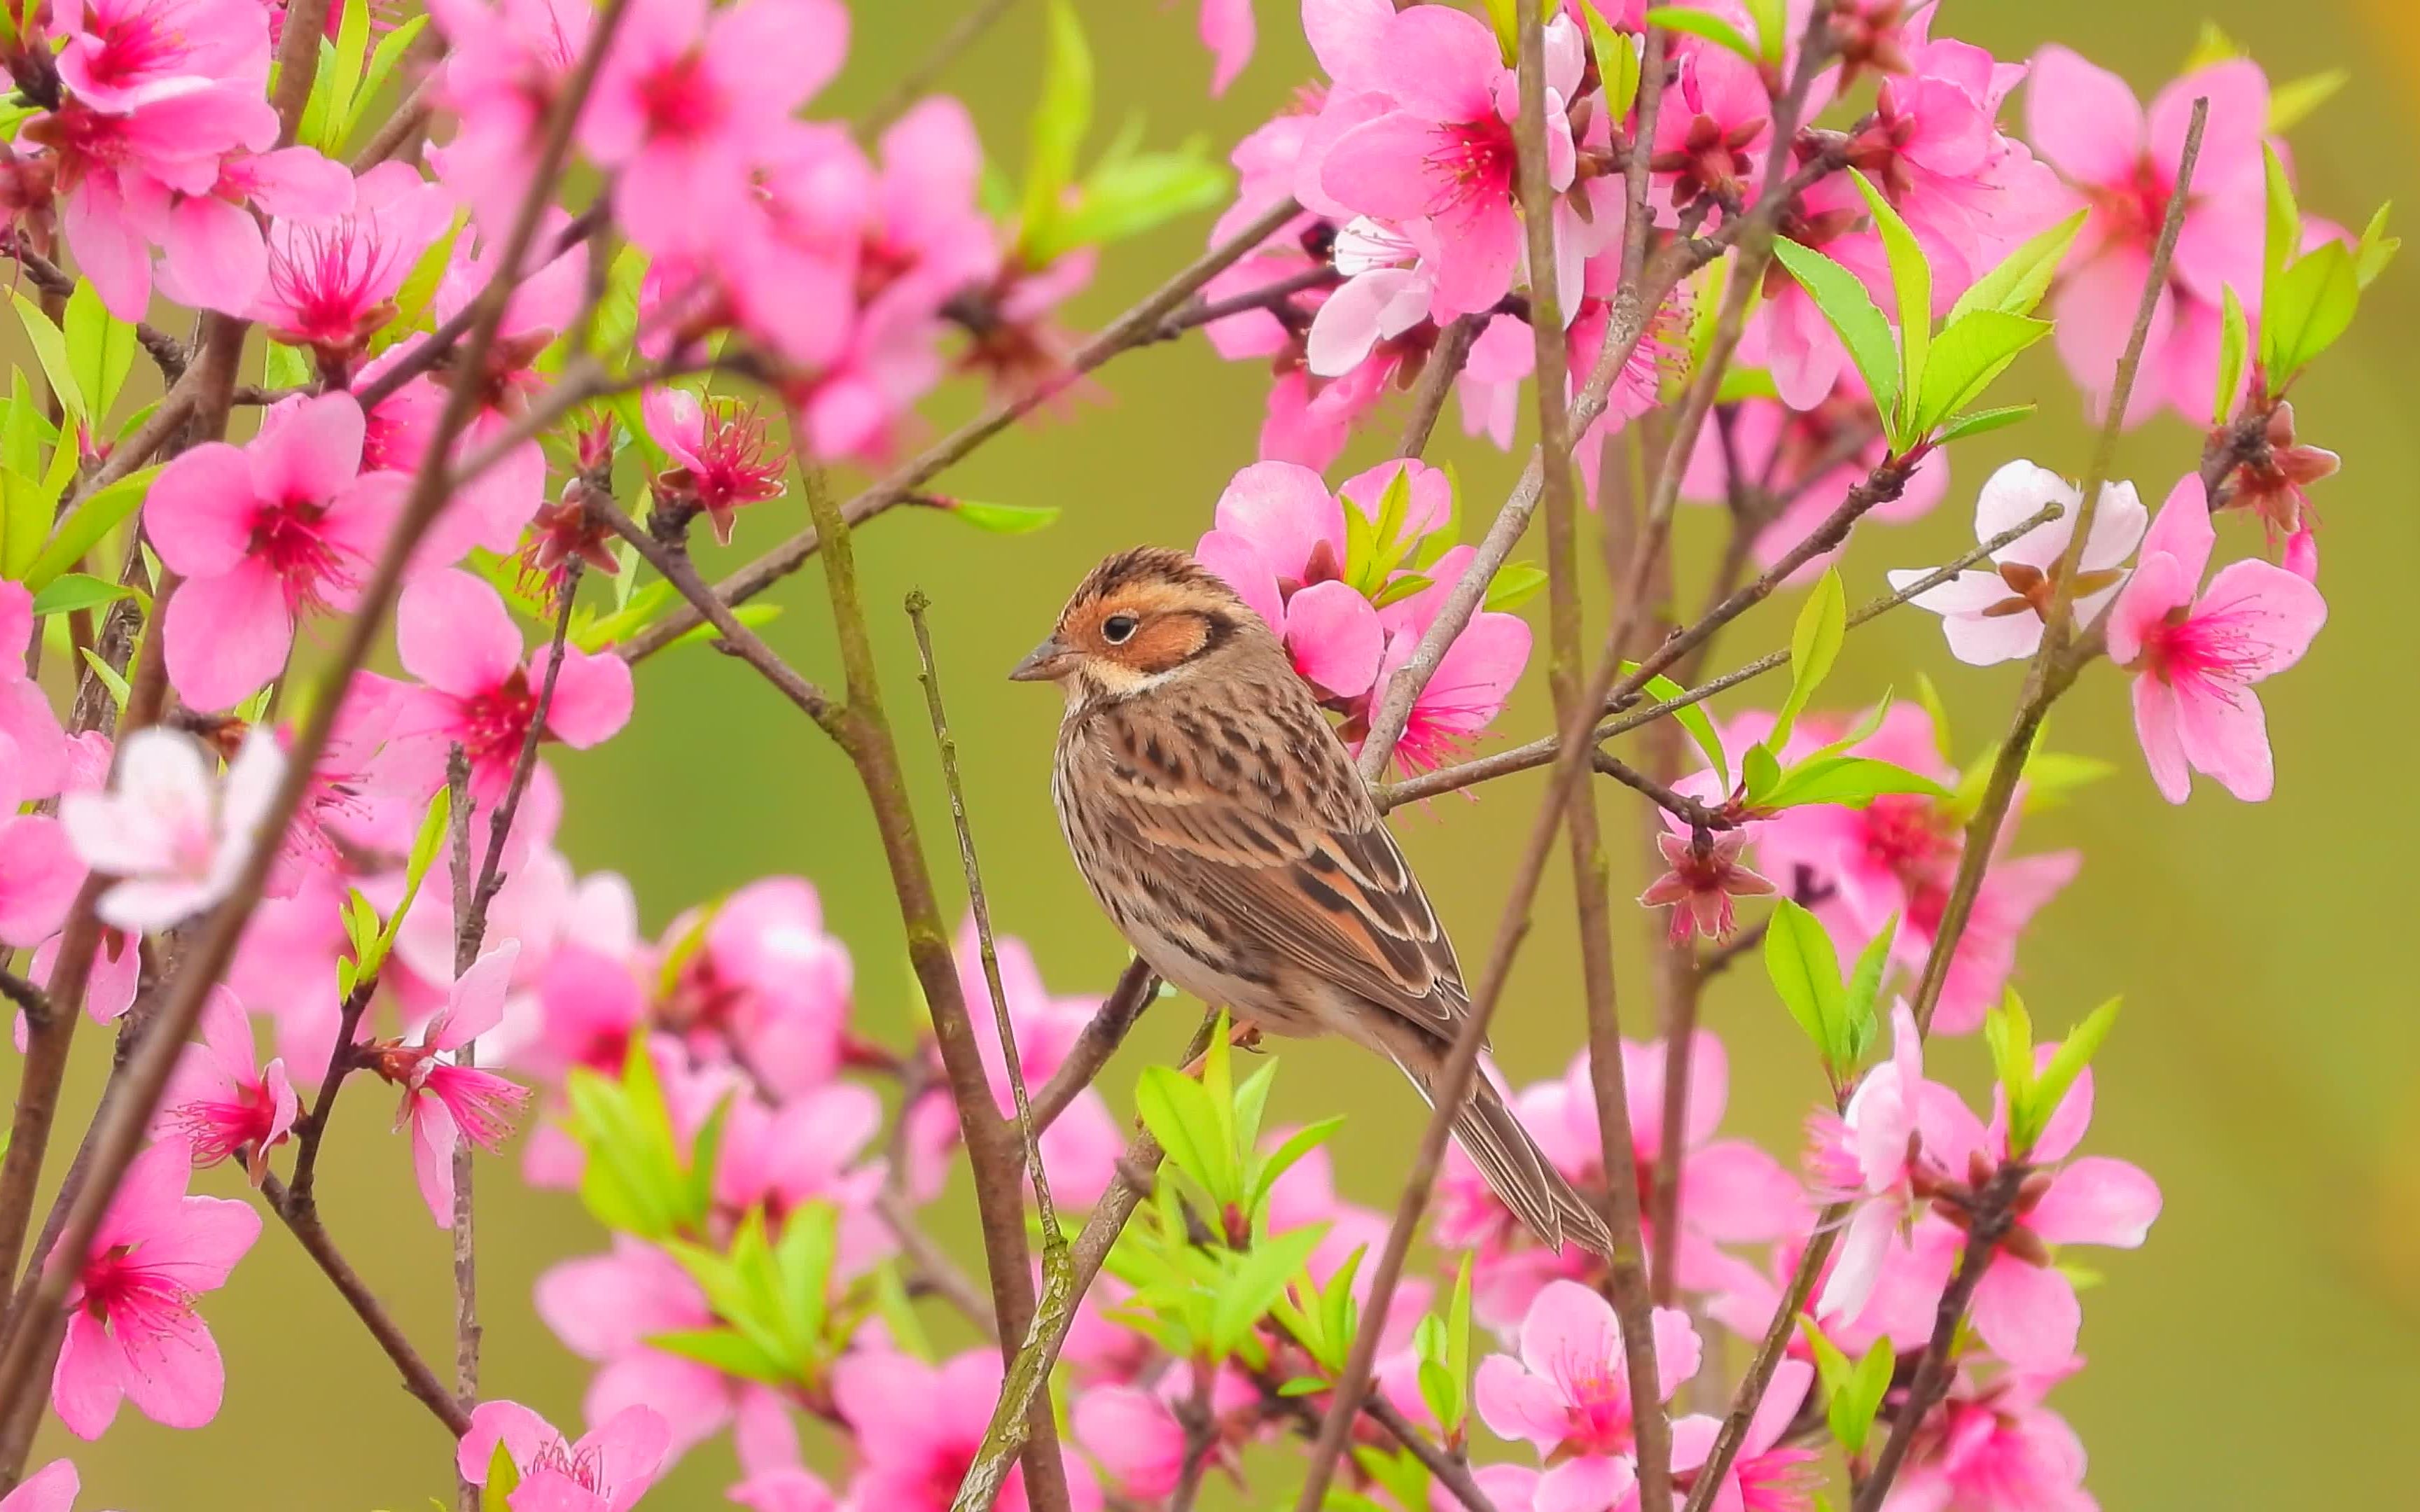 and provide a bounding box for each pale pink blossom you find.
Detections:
[153,985,298,1183]
[2107,475,2325,803]
[457,1399,672,1512]
[1886,461,2147,667]
[1809,1004,1934,1320]
[1882,1365,2096,1512]
[713,1084,891,1273]
[659,876,851,1097]
[146,391,407,710]
[424,0,592,233]
[389,568,634,806]
[833,1348,1102,1512]
[940,920,1122,1209]
[1670,1357,1821,1512]
[138,145,355,316]
[61,727,285,932]
[1196,460,1389,699]
[51,1137,261,1438]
